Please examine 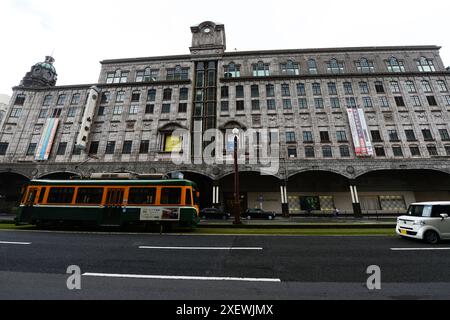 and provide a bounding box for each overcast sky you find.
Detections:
[1,0,449,96]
